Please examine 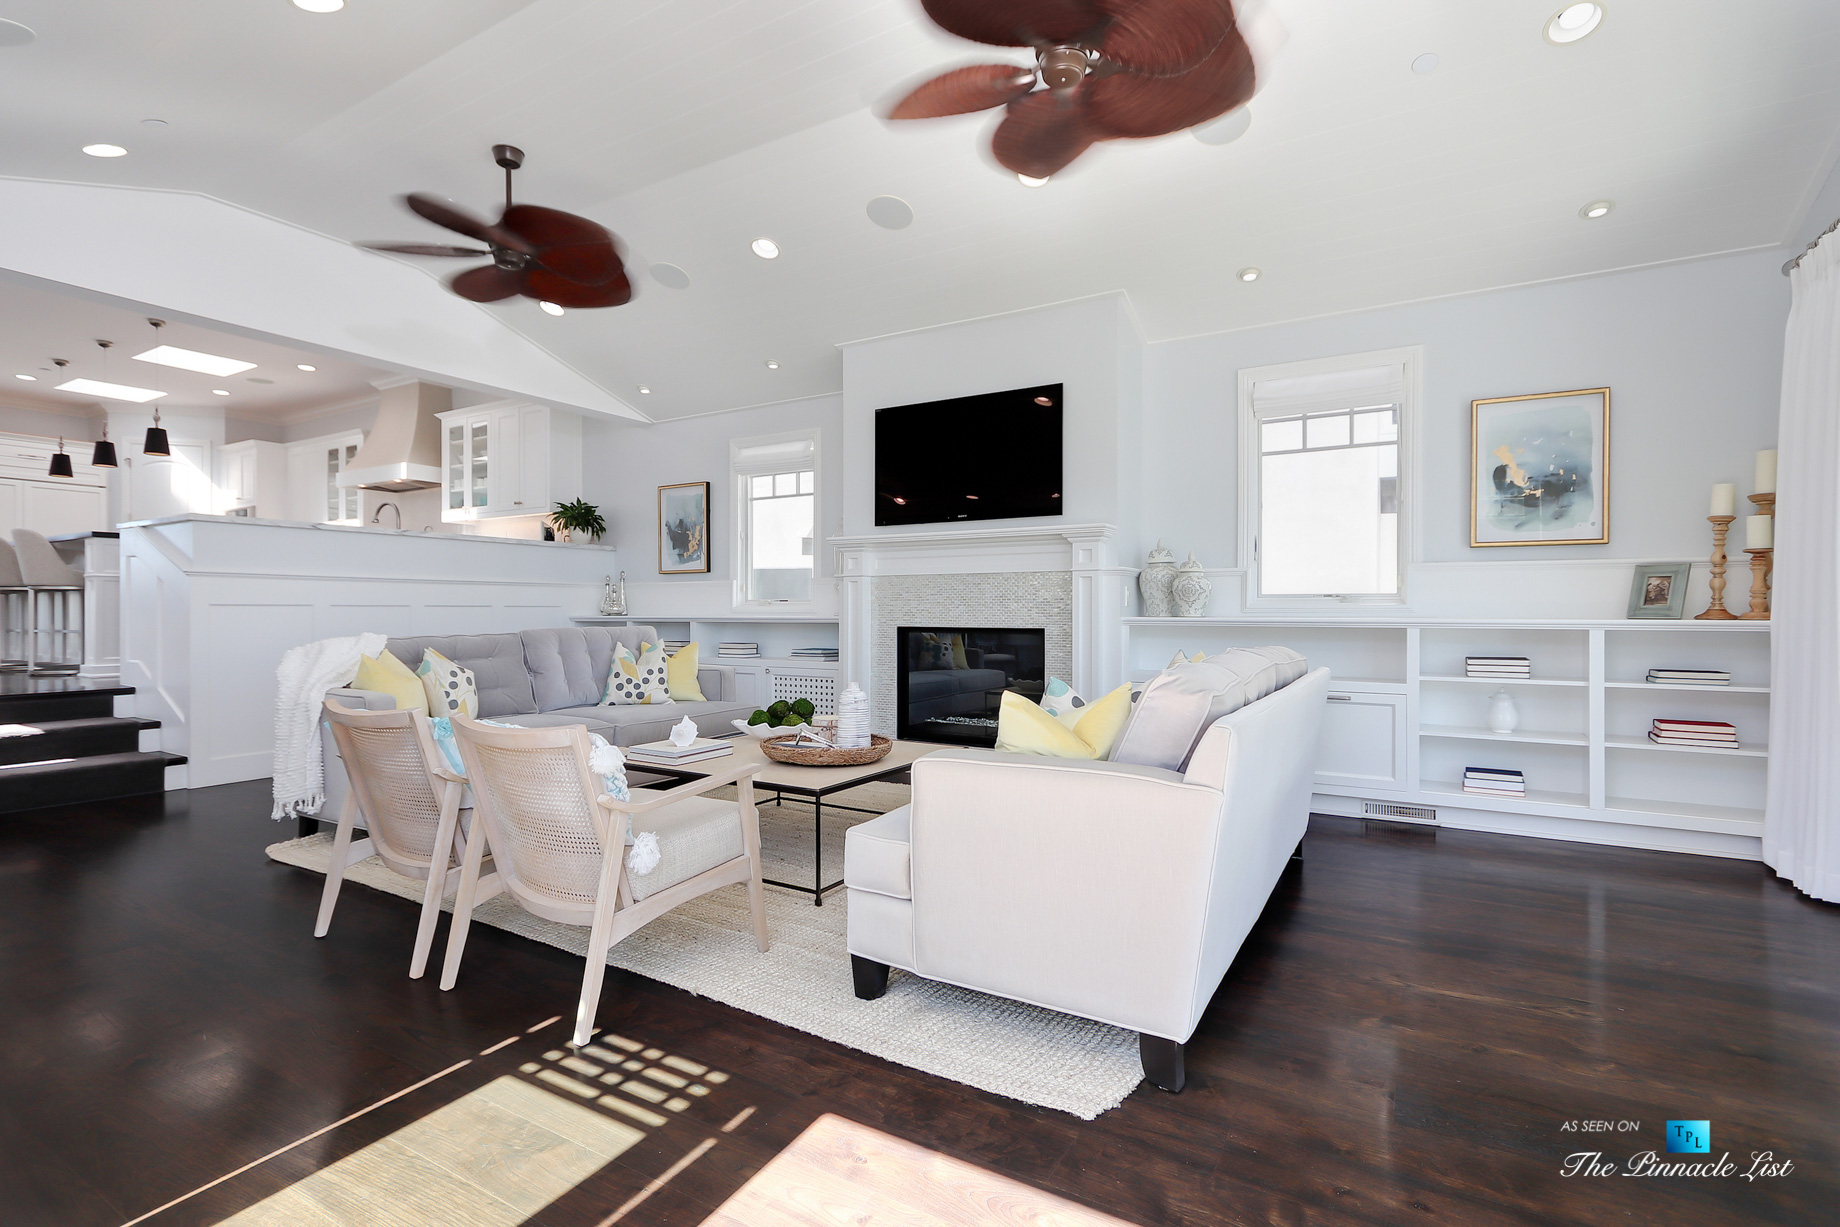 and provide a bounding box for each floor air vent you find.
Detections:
[1364,801,1437,822]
